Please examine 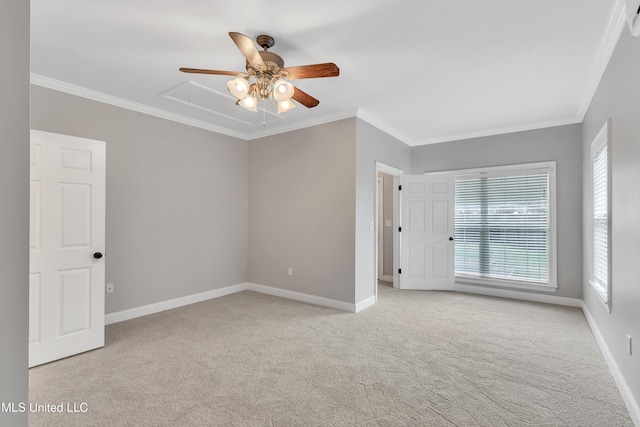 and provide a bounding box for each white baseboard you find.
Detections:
[454,283,582,307]
[355,295,376,313]
[247,283,355,312]
[582,302,640,426]
[105,282,358,326]
[105,283,249,325]
[380,275,394,283]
